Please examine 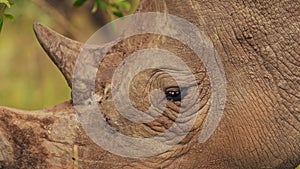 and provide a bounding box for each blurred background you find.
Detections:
[0,0,139,110]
